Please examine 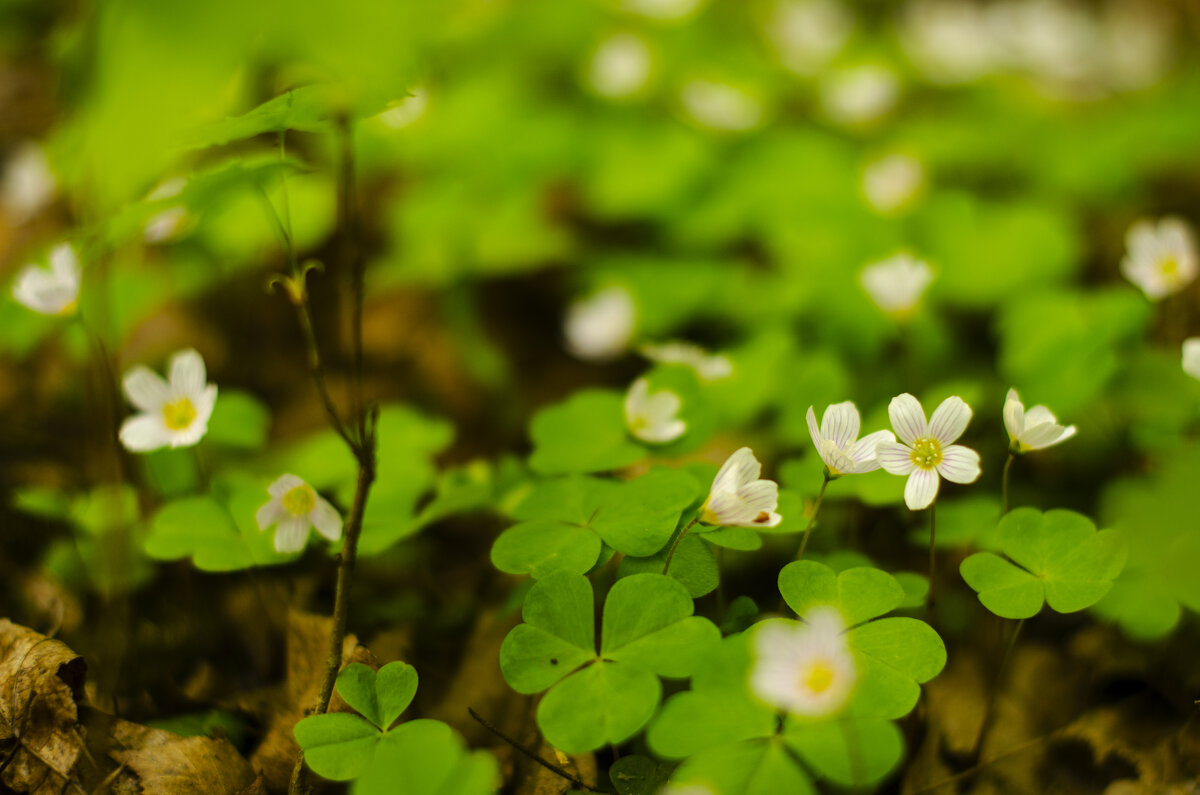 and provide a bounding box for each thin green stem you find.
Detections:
[970,617,1025,763]
[927,501,938,618]
[1001,452,1015,515]
[662,516,701,575]
[839,718,866,788]
[793,476,831,562]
